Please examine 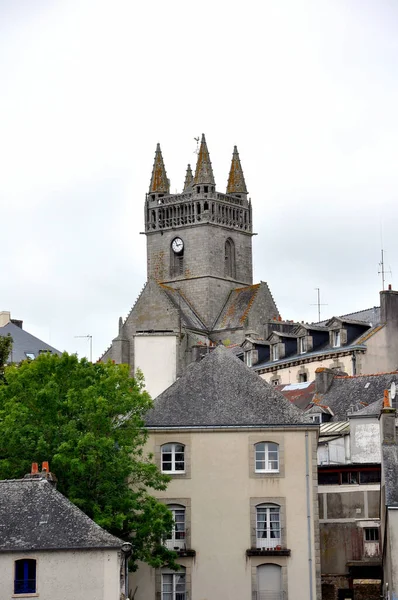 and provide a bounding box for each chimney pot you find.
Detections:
[41,461,49,473]
[31,463,39,475]
[389,284,392,291]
